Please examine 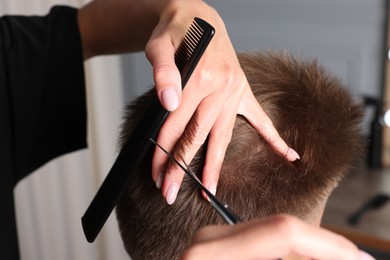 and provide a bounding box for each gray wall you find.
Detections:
[122,0,385,100]
[121,0,387,127]
[210,0,386,96]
